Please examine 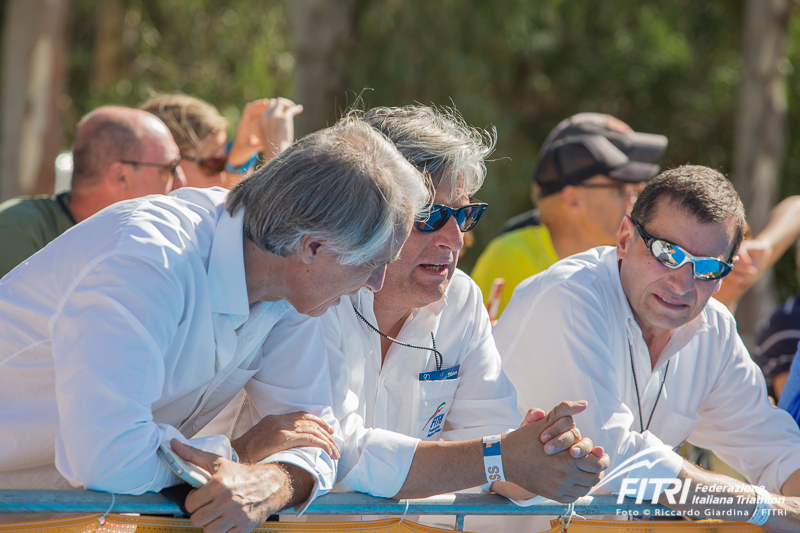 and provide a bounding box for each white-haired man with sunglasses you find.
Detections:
[225,107,610,525]
[498,165,800,530]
